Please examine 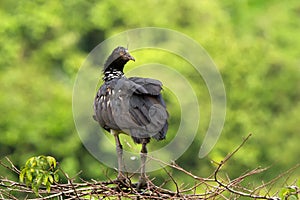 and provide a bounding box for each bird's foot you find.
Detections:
[115,174,131,187]
[136,176,147,190]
